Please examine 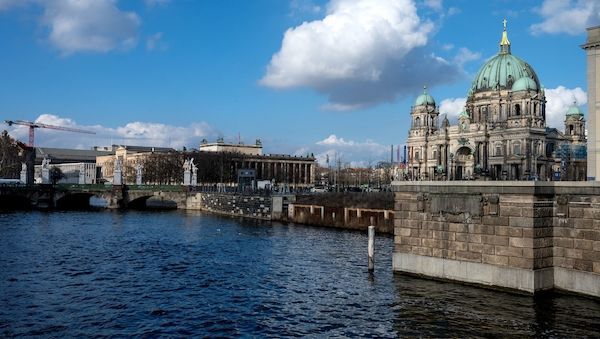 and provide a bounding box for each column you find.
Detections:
[582,27,600,180]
